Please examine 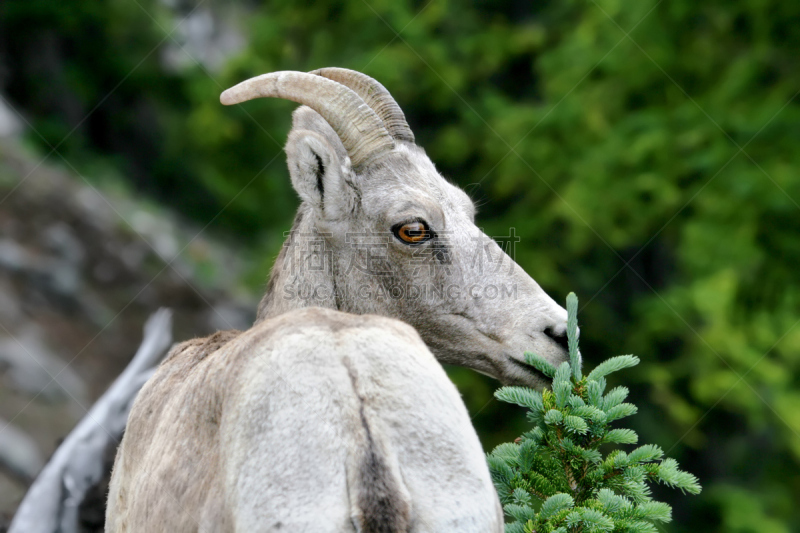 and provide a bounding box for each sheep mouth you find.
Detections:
[507,357,550,384]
